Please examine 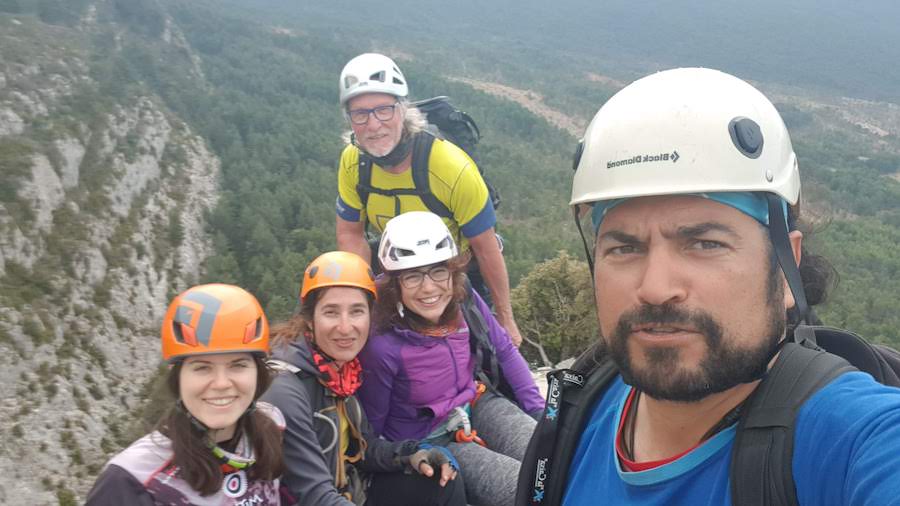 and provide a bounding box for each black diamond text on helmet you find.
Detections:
[606,150,680,169]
